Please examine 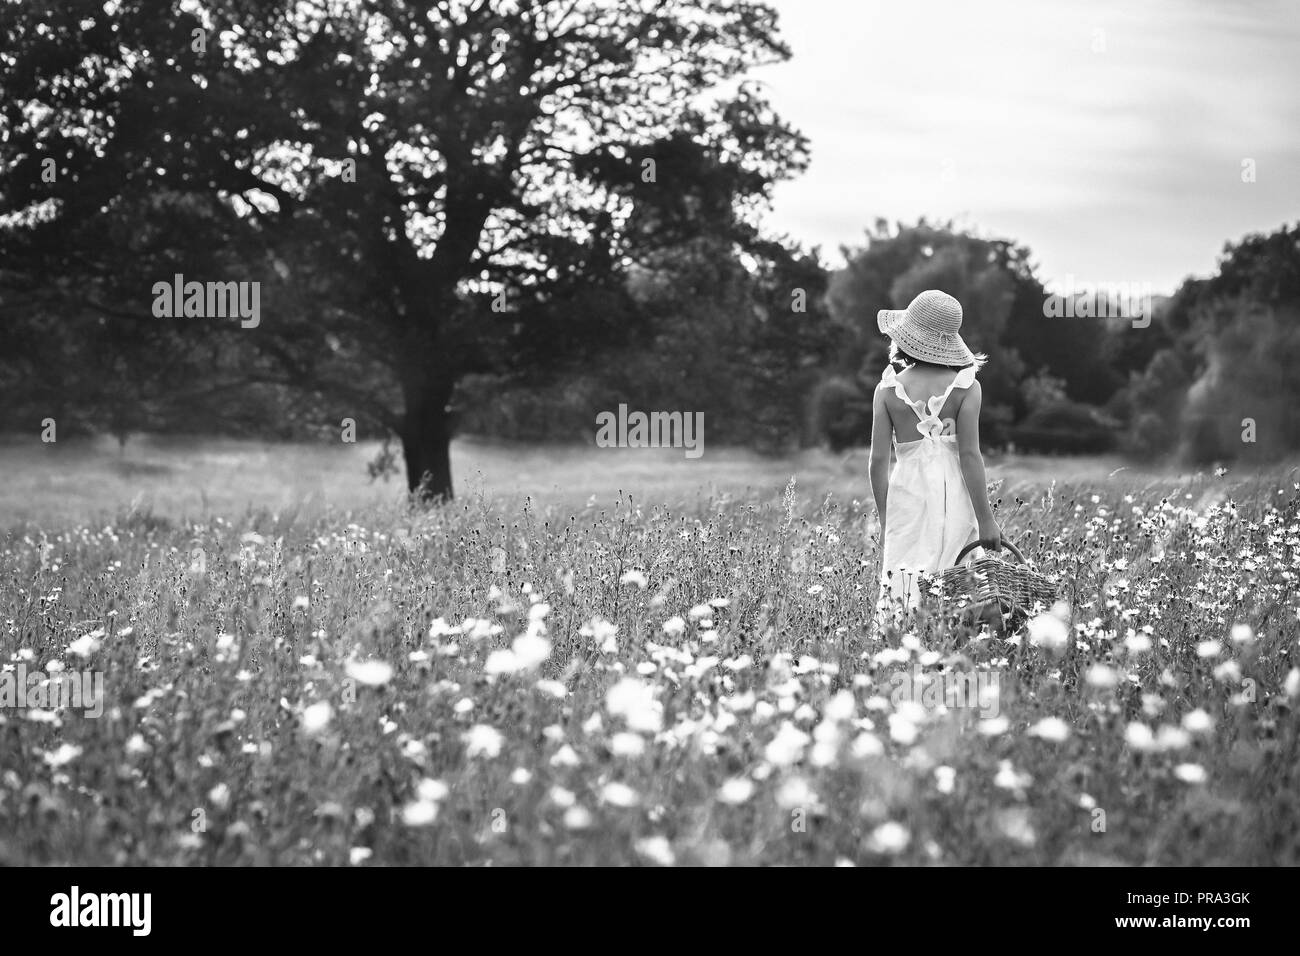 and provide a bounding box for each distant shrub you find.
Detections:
[1010,399,1117,454]
[1121,410,1173,460]
[1180,410,1235,465]
[1020,367,1068,409]
[808,375,872,452]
